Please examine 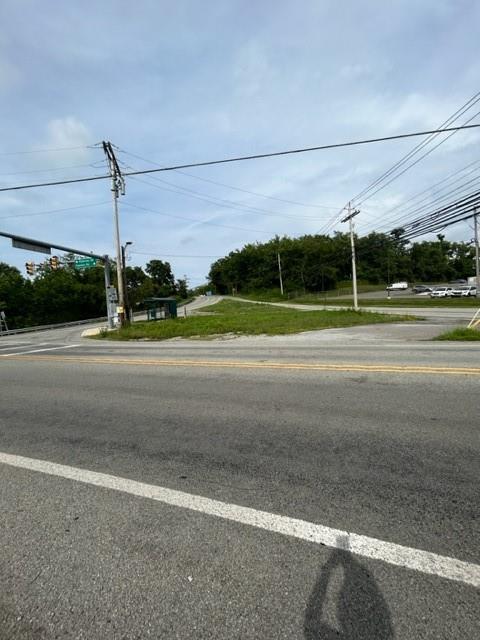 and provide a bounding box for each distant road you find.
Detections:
[230,295,476,323]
